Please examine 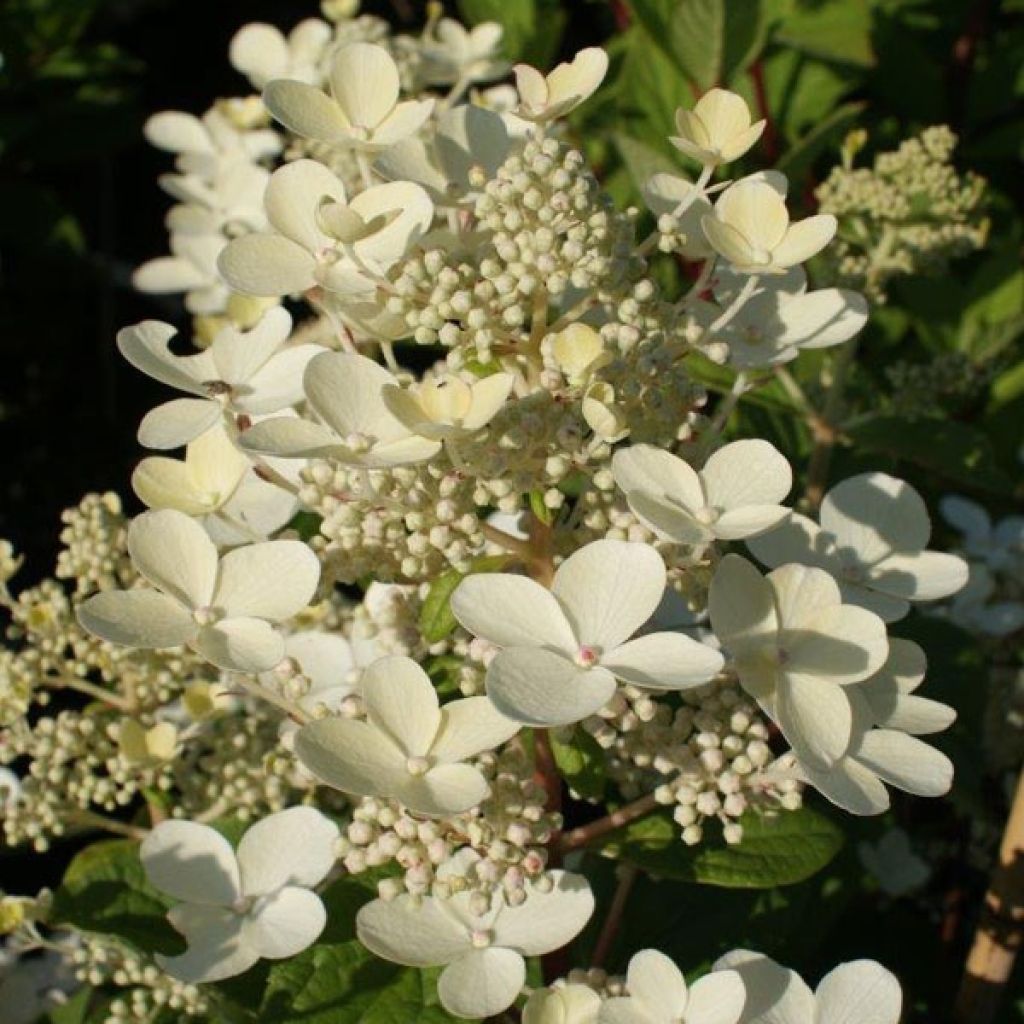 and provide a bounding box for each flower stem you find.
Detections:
[558,792,659,852]
[69,810,148,841]
[592,864,638,968]
[45,675,132,712]
[801,339,855,510]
